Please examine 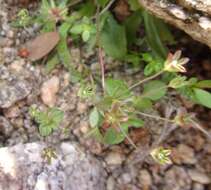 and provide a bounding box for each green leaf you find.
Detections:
[45,54,60,73]
[103,125,128,145]
[100,13,127,59]
[128,0,141,11]
[105,78,131,99]
[89,107,100,127]
[97,0,109,7]
[39,125,52,137]
[142,53,163,76]
[87,127,104,142]
[124,10,142,46]
[195,80,211,89]
[143,80,167,100]
[30,107,64,137]
[78,1,96,17]
[82,30,90,42]
[133,97,152,110]
[168,76,189,89]
[124,117,144,128]
[57,22,72,68]
[193,88,211,108]
[49,108,64,128]
[143,11,168,59]
[70,24,84,34]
